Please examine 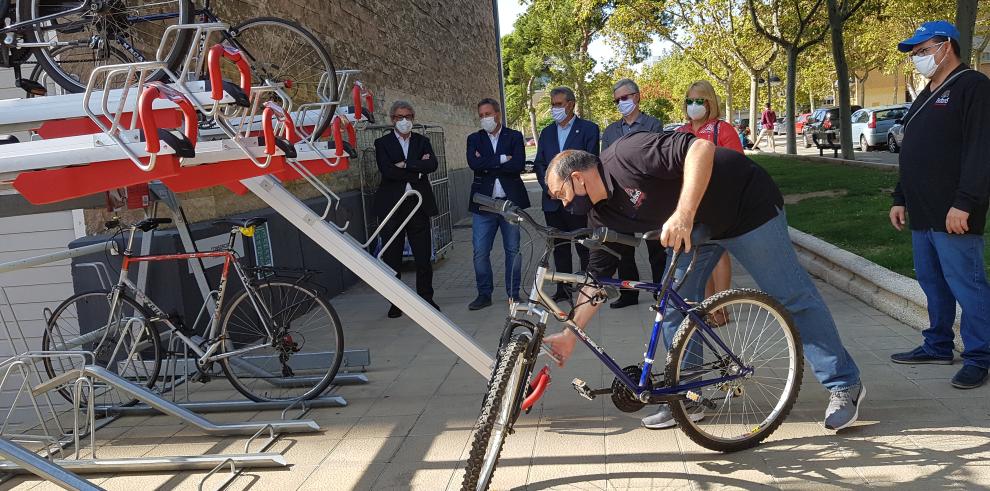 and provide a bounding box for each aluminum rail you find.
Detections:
[0,438,104,490]
[0,241,110,275]
[241,175,494,377]
[0,452,287,475]
[36,367,320,435]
